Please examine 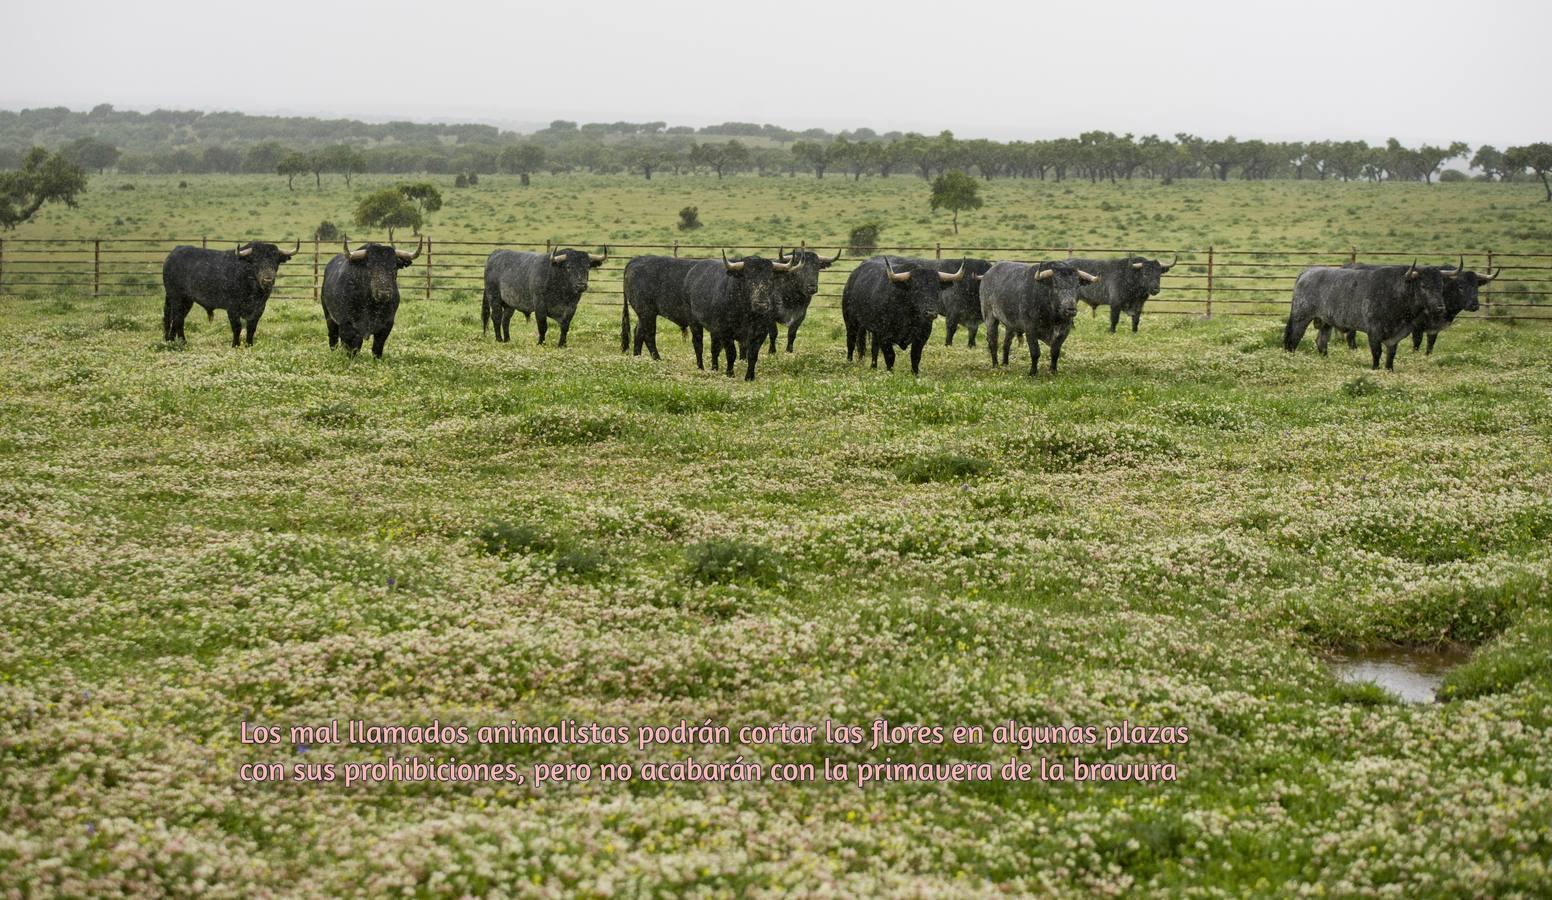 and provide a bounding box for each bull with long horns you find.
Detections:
[483,246,607,346]
[320,236,422,358]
